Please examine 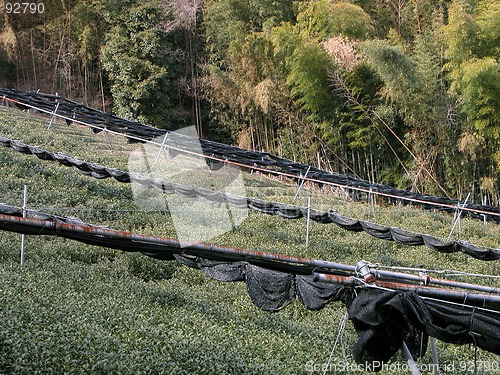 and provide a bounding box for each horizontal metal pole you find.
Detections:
[0,213,356,273]
[375,268,500,295]
[313,273,500,310]
[0,213,498,300]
